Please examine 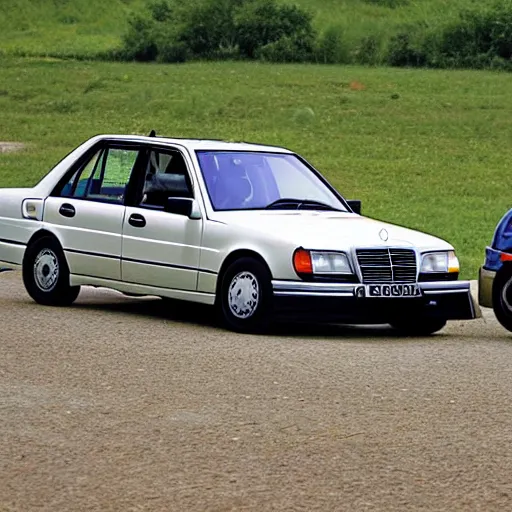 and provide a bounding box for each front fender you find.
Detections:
[203,222,298,277]
[491,208,512,253]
